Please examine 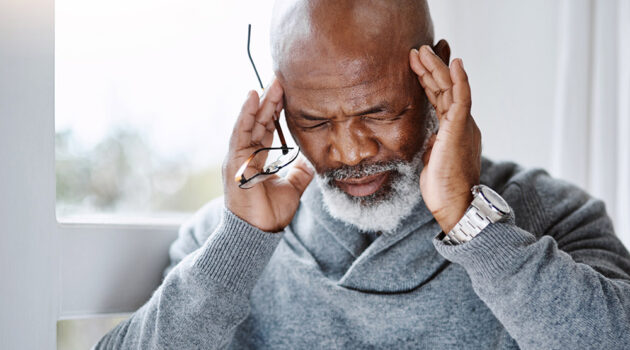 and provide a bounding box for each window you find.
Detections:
[57,315,130,350]
[55,0,278,220]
